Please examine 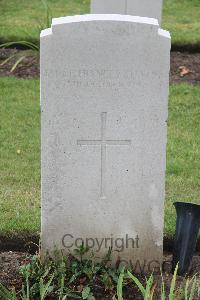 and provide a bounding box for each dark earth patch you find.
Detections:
[0,252,199,299]
[0,233,199,254]
[0,252,30,290]
[170,51,200,84]
[0,233,39,254]
[0,49,39,79]
[0,49,200,84]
